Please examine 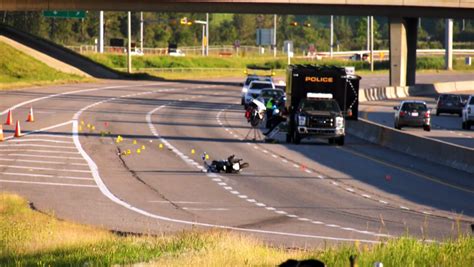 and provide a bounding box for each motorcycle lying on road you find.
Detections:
[205,155,249,173]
